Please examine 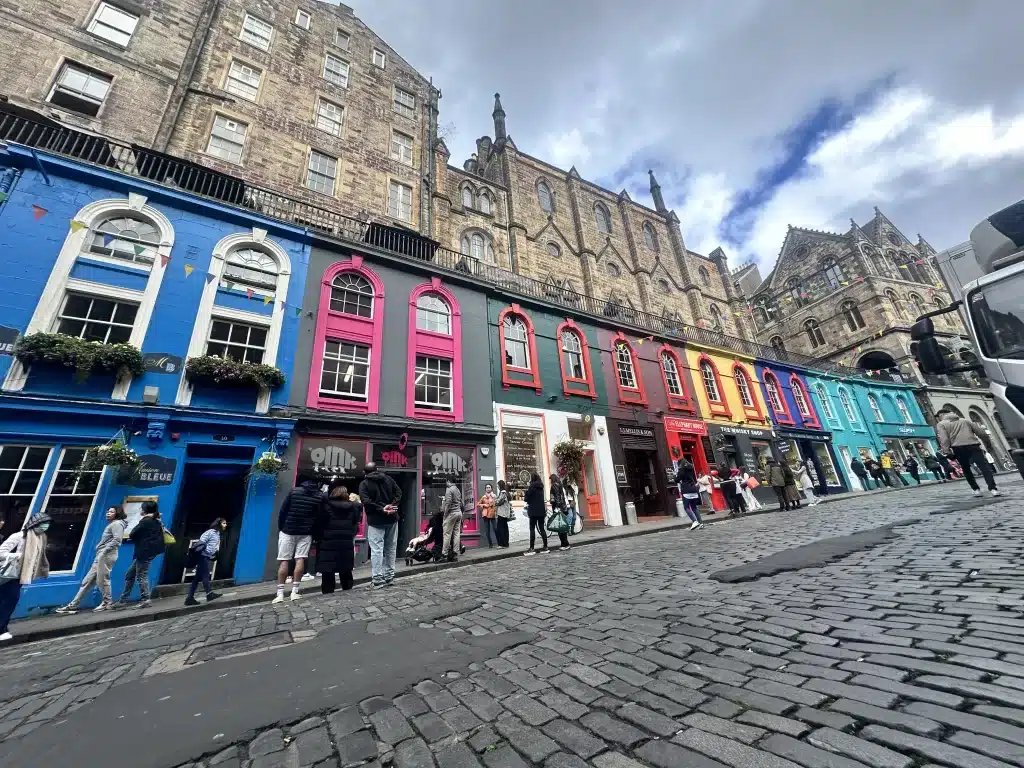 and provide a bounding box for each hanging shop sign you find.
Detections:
[0,326,18,356]
[614,464,628,484]
[142,352,184,374]
[301,438,365,477]
[117,454,177,488]
[663,417,707,435]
